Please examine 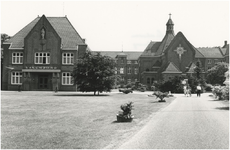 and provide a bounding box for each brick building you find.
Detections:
[98,15,229,87]
[2,15,229,91]
[2,15,87,91]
